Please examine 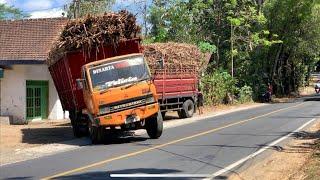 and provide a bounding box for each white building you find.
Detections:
[0,18,68,124]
